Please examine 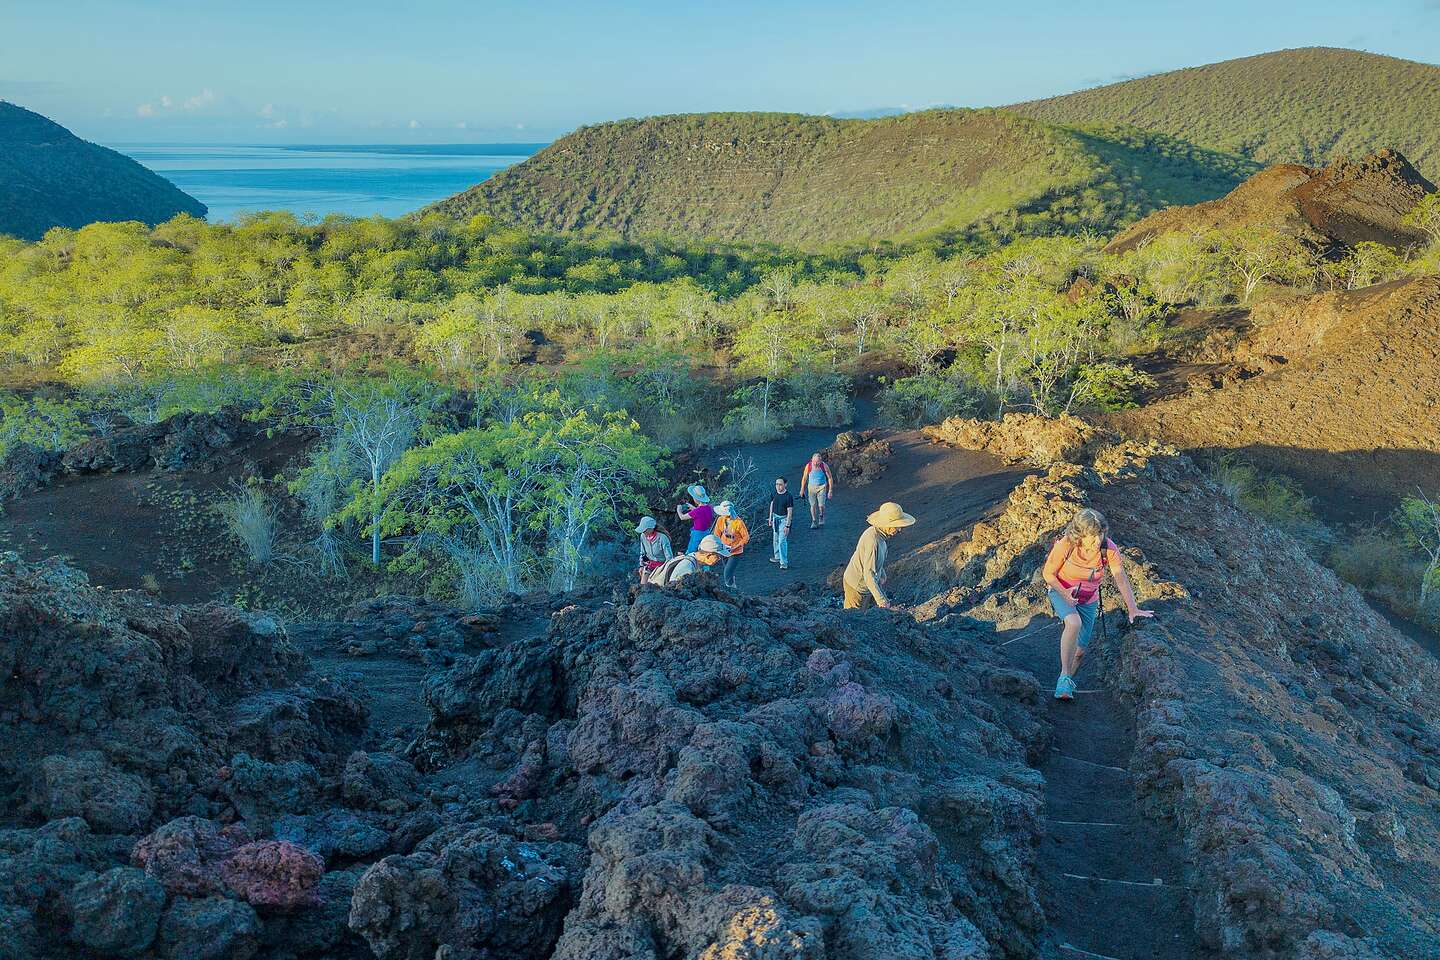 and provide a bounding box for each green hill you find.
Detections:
[1010,47,1440,180]
[0,101,206,241]
[425,109,1255,250]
